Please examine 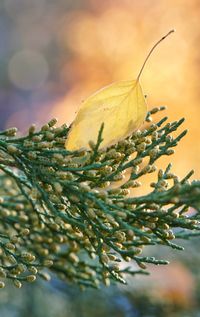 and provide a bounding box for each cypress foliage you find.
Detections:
[0,108,199,289]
